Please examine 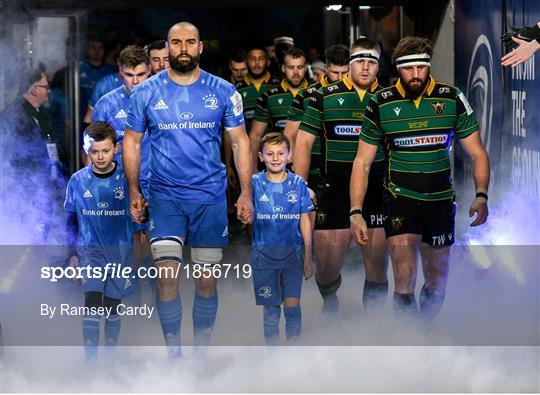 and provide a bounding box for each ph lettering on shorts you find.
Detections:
[371,214,384,226]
